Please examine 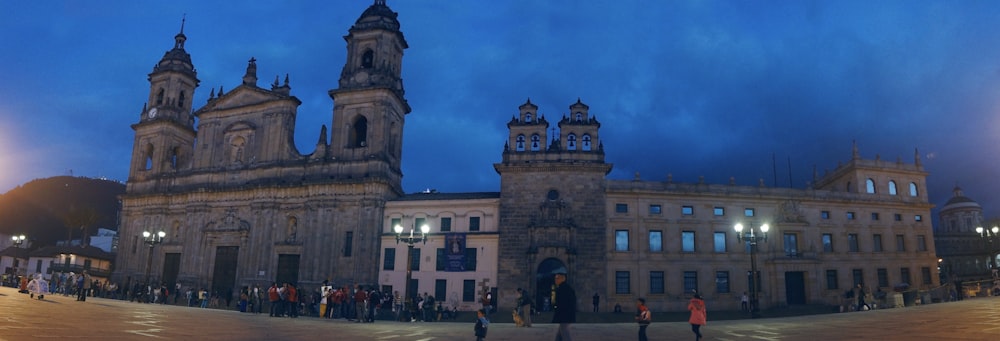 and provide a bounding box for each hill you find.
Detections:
[0,176,125,247]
